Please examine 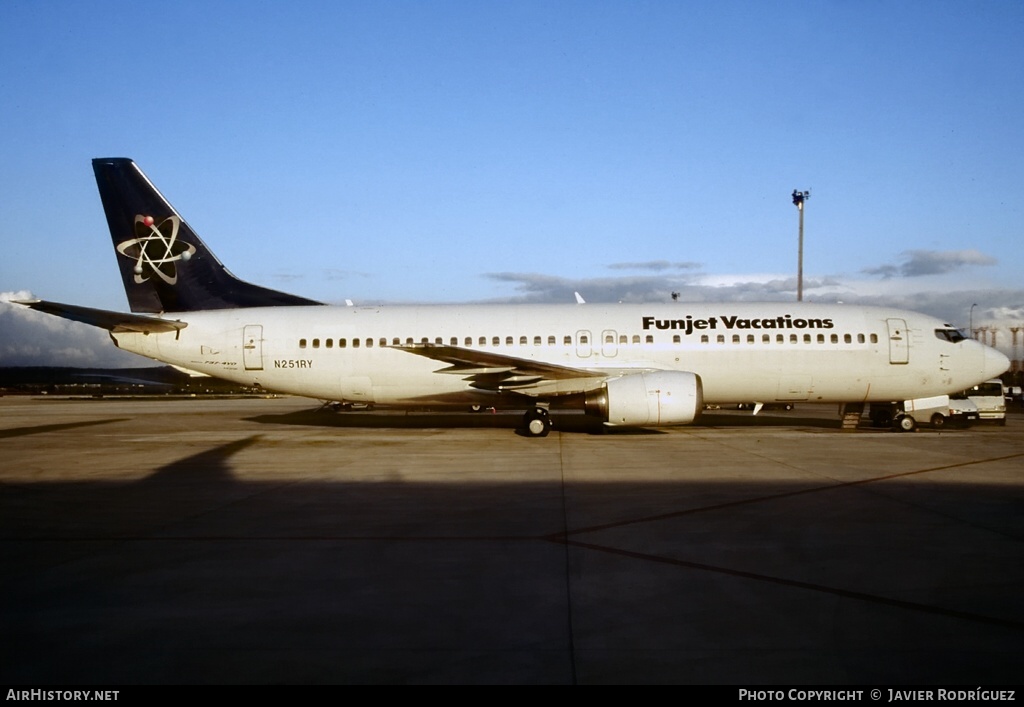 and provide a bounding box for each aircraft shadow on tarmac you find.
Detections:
[0,418,131,439]
[244,406,847,434]
[2,429,1022,684]
[245,407,661,435]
